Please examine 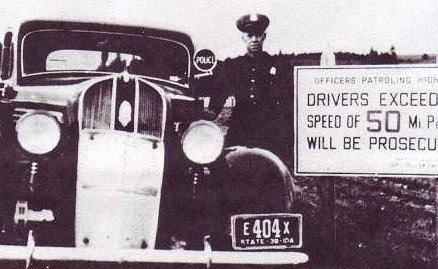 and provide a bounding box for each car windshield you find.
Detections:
[21,30,190,84]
